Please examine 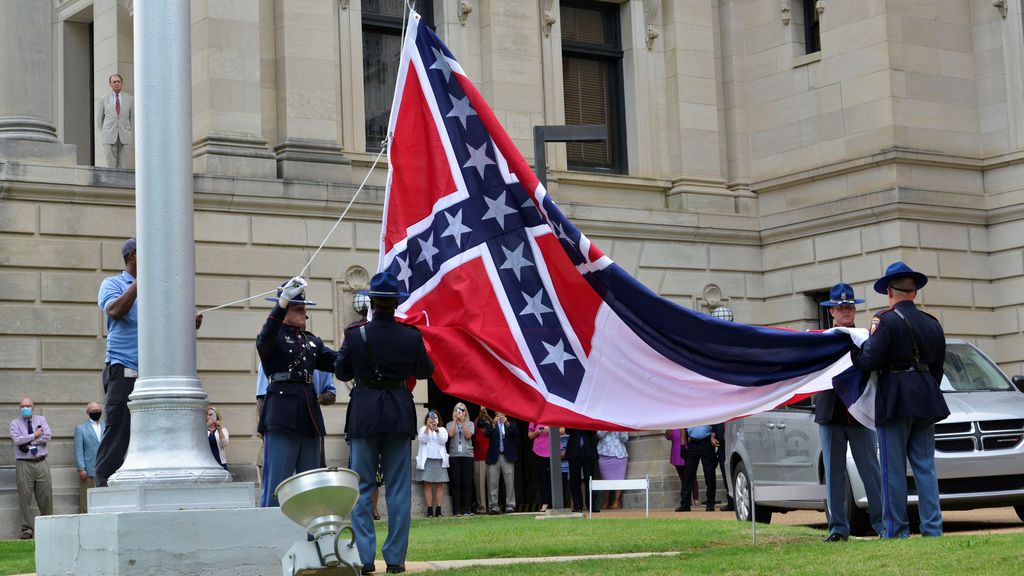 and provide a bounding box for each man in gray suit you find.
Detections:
[73,401,104,513]
[96,73,134,168]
